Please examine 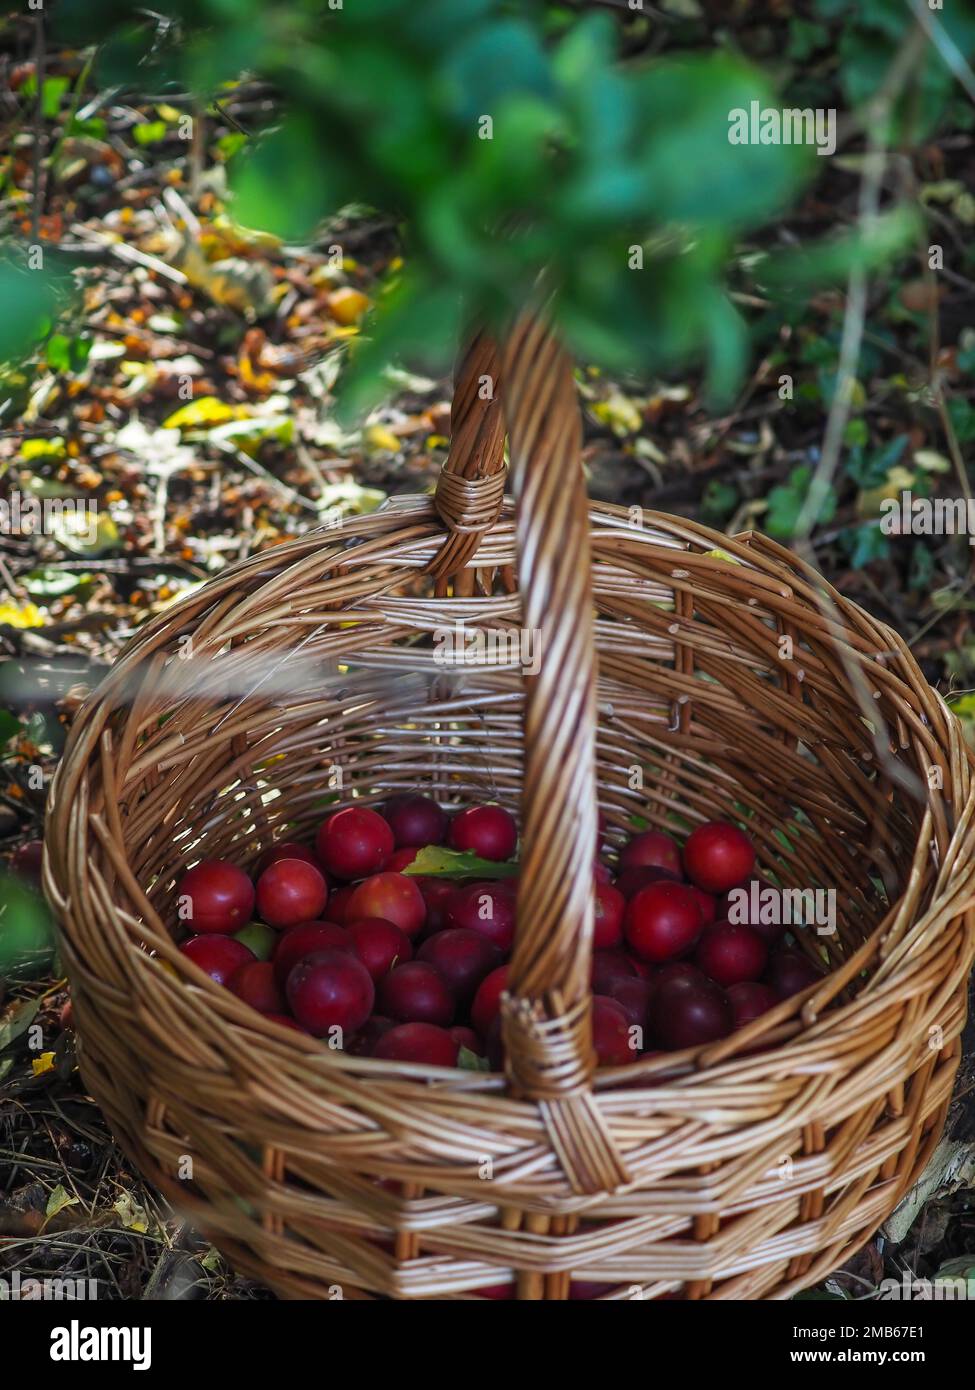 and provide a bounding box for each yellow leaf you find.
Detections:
[704,548,742,565]
[0,600,45,628]
[50,510,120,556]
[20,436,66,461]
[363,425,401,454]
[32,1051,56,1076]
[163,396,241,430]
[857,465,917,519]
[45,1183,80,1219]
[113,1192,149,1233]
[327,287,370,326]
[591,392,643,436]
